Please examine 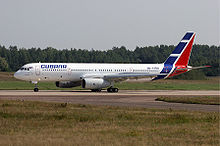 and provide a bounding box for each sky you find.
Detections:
[0,0,219,50]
